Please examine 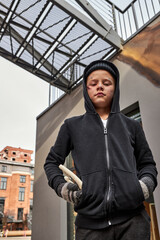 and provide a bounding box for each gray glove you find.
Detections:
[57,182,82,205]
[139,176,155,200]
